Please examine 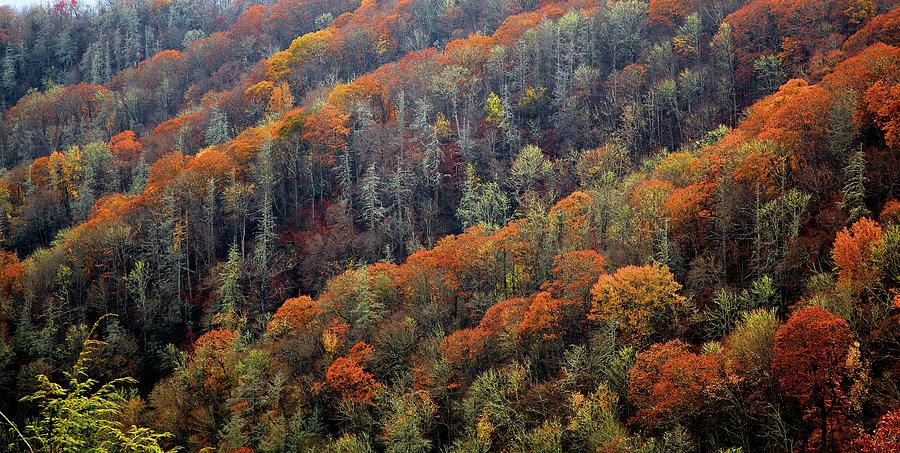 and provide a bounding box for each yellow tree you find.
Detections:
[589,263,688,347]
